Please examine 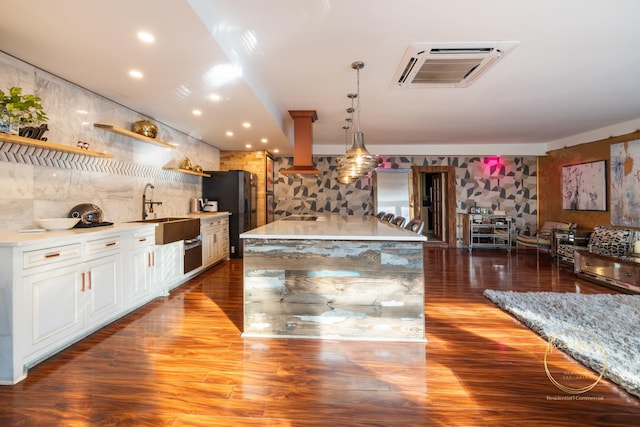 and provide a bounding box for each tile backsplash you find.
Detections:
[0,52,219,233]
